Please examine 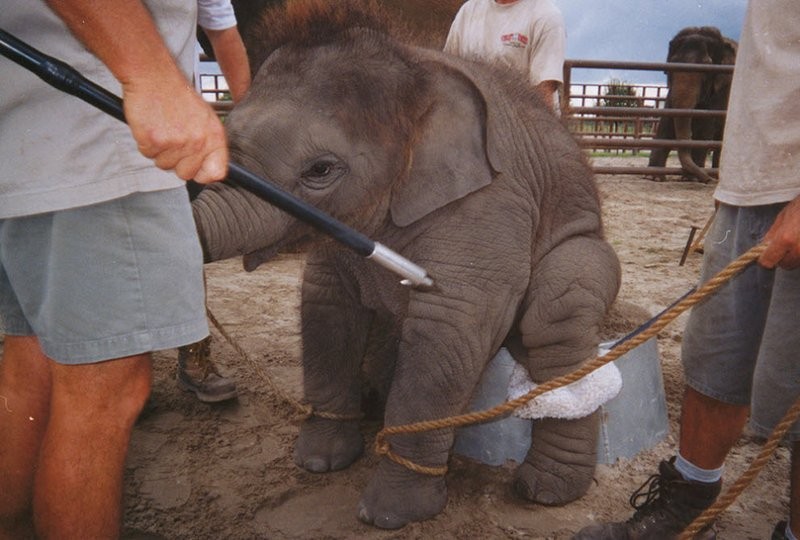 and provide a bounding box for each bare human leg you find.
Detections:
[0,336,52,539]
[31,344,150,539]
[678,386,749,470]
